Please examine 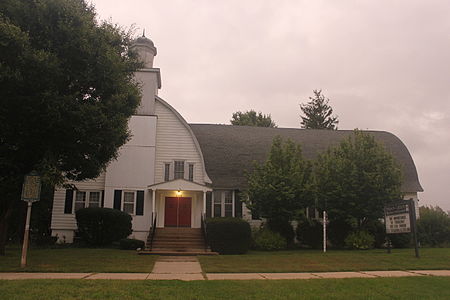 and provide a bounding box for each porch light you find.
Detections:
[176,190,182,197]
